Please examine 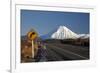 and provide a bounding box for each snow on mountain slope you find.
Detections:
[78,34,89,39]
[51,26,78,39]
